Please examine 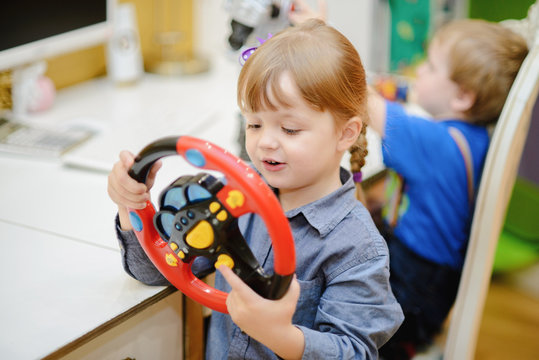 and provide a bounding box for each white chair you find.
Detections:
[443,39,539,359]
